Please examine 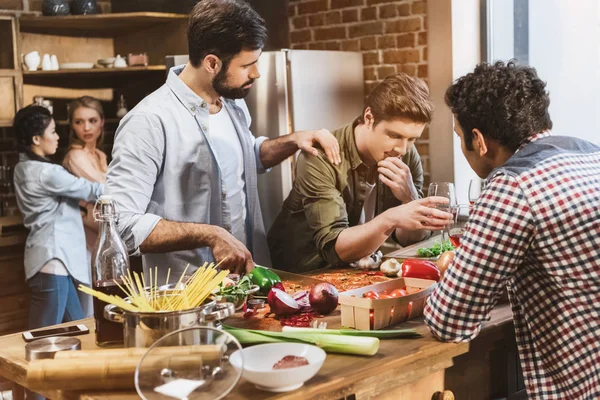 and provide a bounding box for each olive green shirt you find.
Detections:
[267,122,424,273]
